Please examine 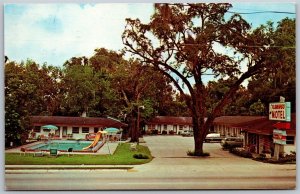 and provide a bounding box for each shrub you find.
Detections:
[133,153,150,159]
[187,150,210,157]
[257,153,267,160]
[230,148,253,158]
[222,142,243,150]
[280,151,296,163]
[169,130,174,135]
[151,129,158,135]
[162,130,167,135]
